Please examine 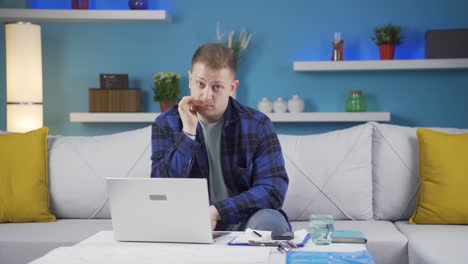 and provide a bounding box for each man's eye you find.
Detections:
[213,85,222,90]
[196,81,205,88]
